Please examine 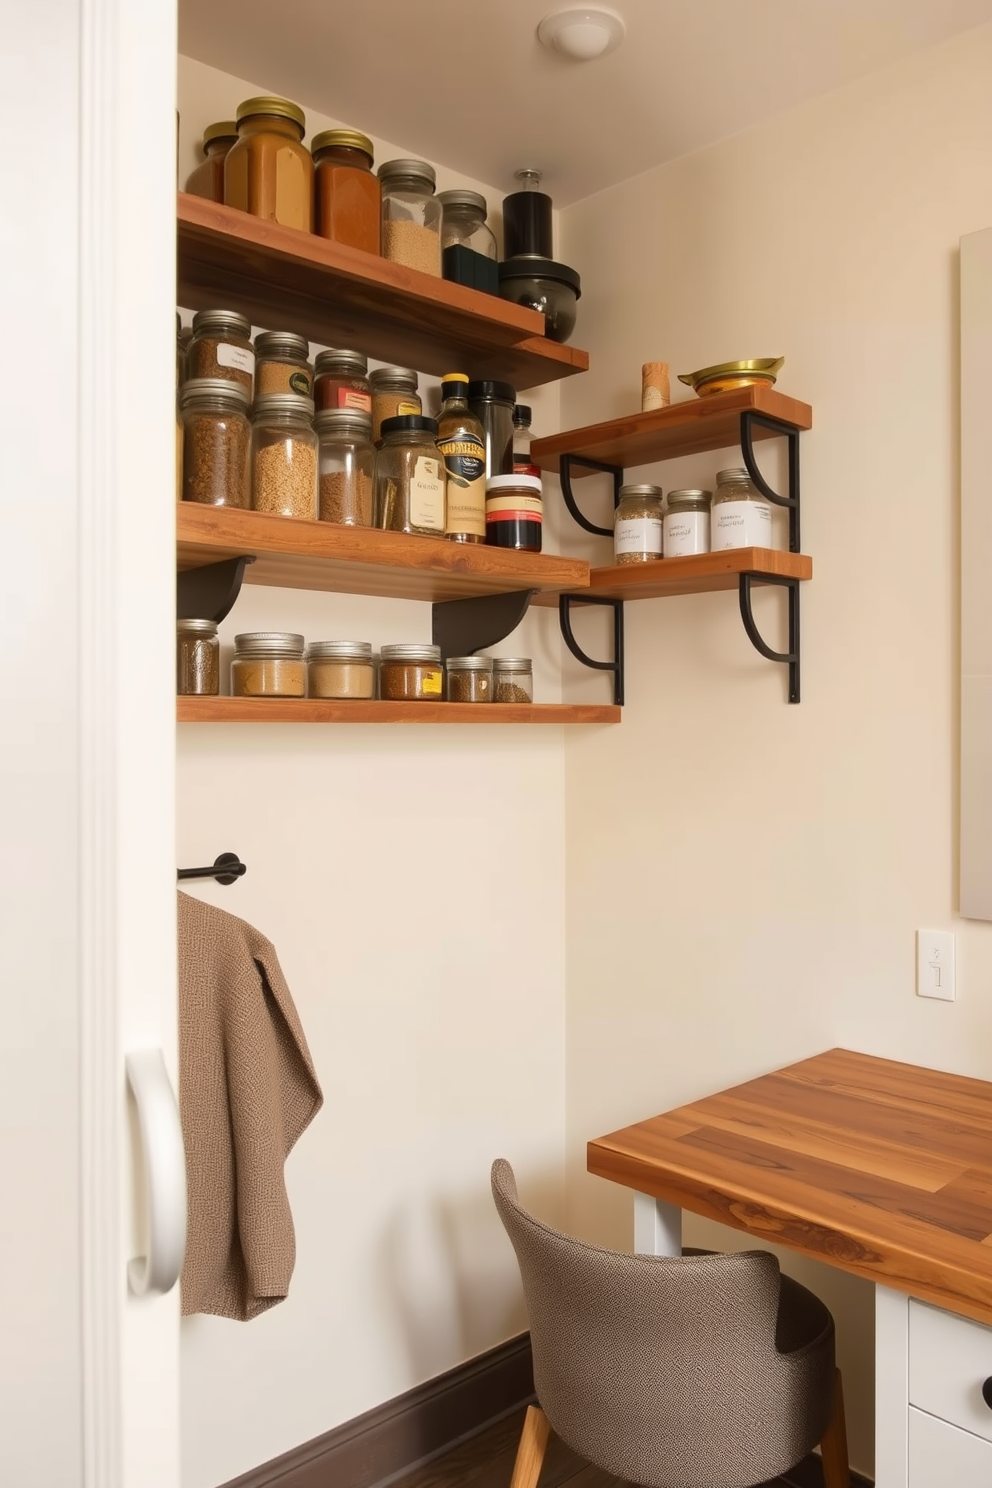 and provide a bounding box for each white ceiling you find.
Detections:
[180,0,992,205]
